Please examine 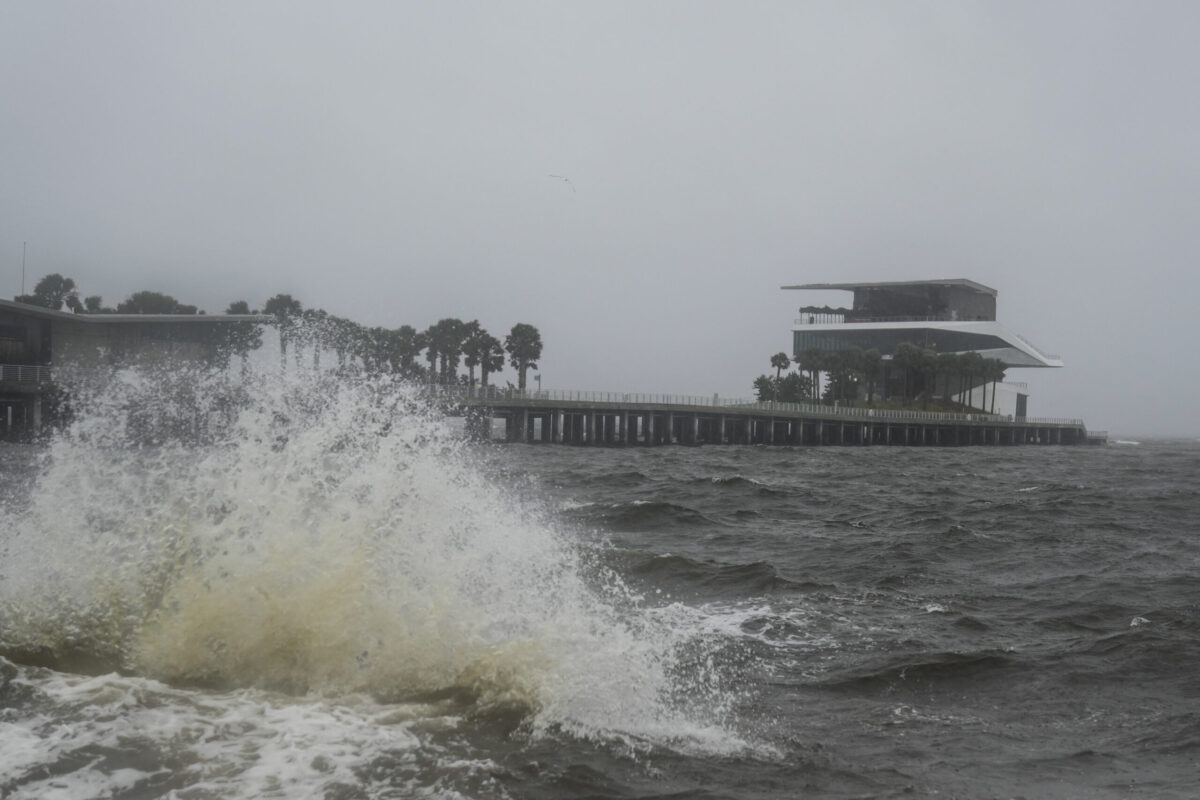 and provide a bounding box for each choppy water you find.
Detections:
[2,367,1197,799]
